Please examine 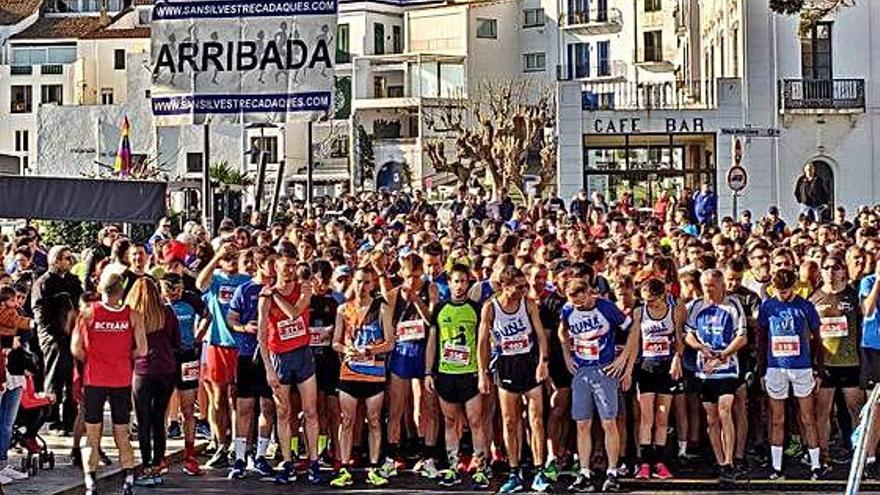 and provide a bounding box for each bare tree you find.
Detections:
[770,0,854,34]
[423,79,556,199]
